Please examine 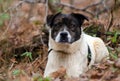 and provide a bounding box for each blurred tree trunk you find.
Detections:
[48,0,62,13]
